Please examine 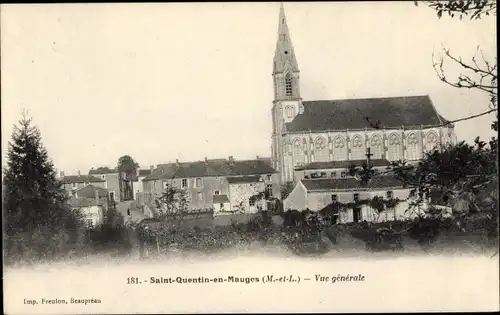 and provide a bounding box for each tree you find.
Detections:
[3,112,84,260]
[117,155,139,178]
[417,1,496,20]
[155,183,189,218]
[418,1,497,132]
[117,155,139,201]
